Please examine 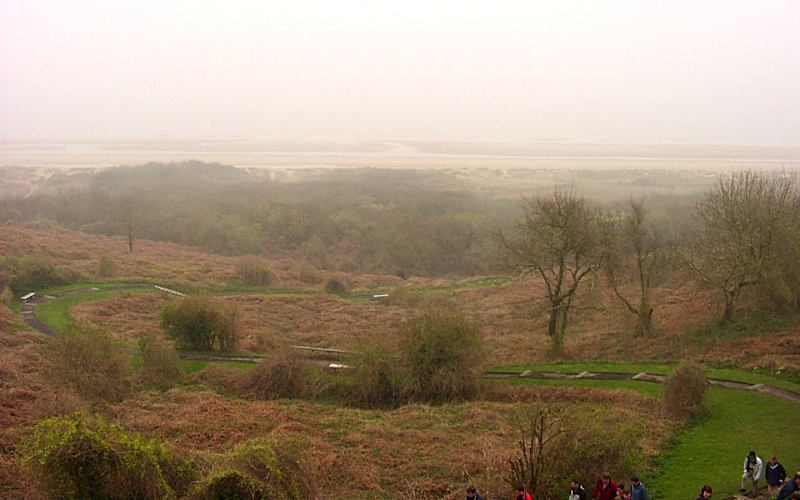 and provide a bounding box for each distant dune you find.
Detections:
[1,138,799,170]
